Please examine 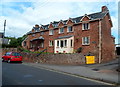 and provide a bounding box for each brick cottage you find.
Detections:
[22,6,115,63]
